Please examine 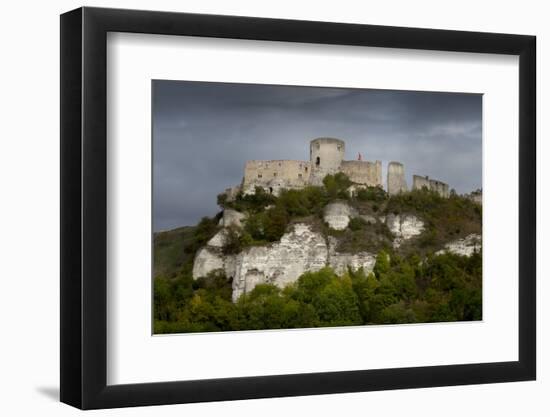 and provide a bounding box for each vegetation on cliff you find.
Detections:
[216,173,481,256]
[153,173,482,333]
[154,251,482,333]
